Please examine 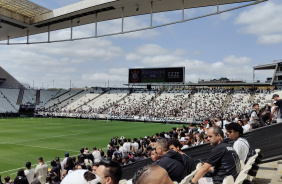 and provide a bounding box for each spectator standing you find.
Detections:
[24,162,35,184]
[50,160,61,181]
[242,118,250,133]
[250,103,260,128]
[272,94,282,123]
[92,147,102,163]
[13,169,28,184]
[34,157,48,184]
